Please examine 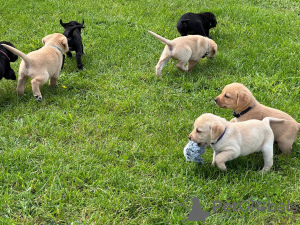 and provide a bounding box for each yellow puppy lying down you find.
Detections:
[189,113,285,172]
